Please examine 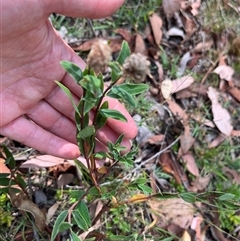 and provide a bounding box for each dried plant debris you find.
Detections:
[122,53,150,82]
